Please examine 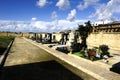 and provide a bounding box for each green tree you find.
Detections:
[77,21,93,50]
